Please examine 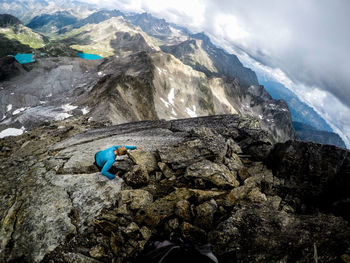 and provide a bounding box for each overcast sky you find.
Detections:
[74,0,350,146]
